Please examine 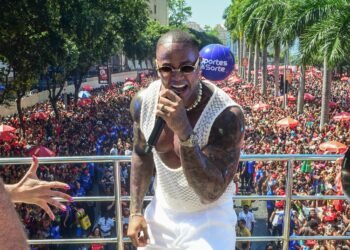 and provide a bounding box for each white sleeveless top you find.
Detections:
[140,80,242,212]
